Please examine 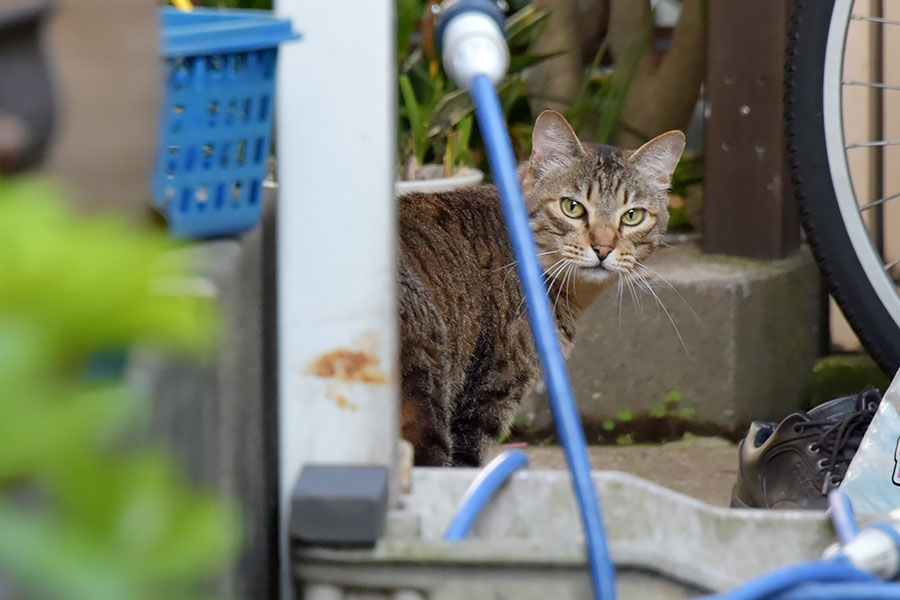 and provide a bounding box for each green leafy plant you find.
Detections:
[0,178,237,600]
[397,0,560,180]
[615,433,634,446]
